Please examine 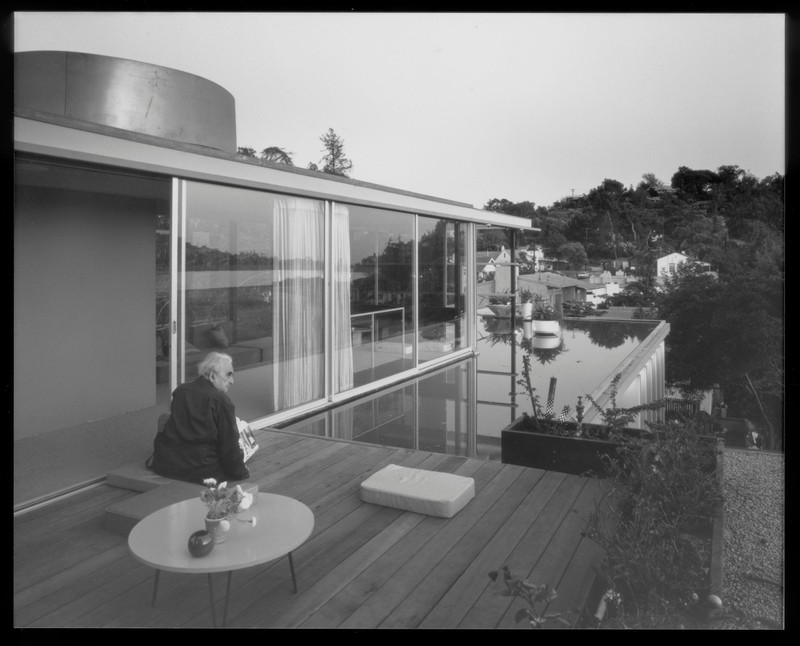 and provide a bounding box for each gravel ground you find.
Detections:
[710,448,785,630]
